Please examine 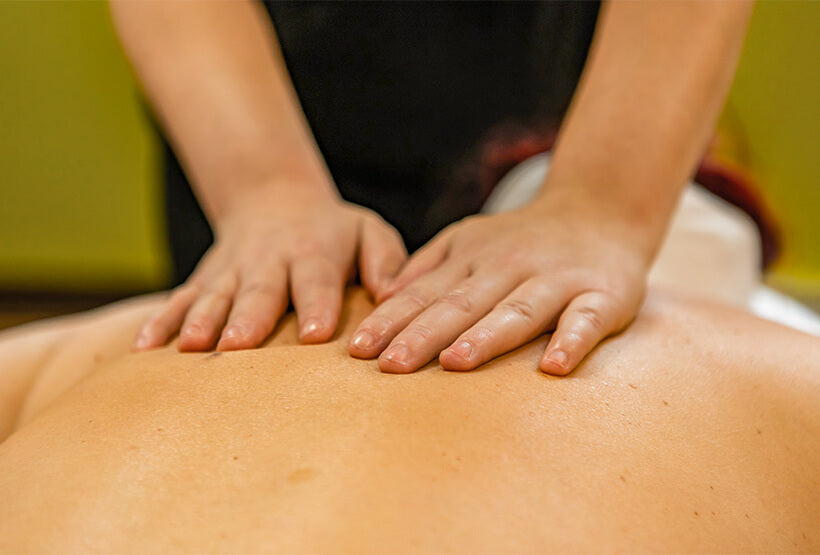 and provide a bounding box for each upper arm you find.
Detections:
[0,294,167,441]
[0,319,68,442]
